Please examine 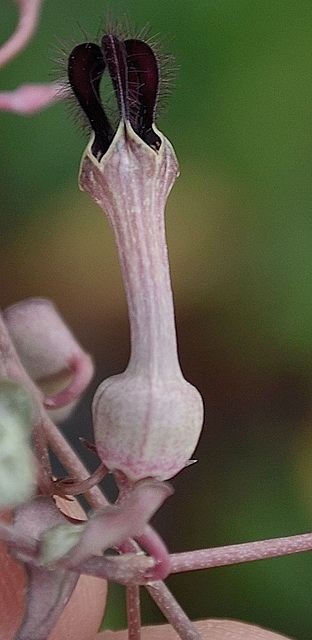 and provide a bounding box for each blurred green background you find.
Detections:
[2,0,312,638]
